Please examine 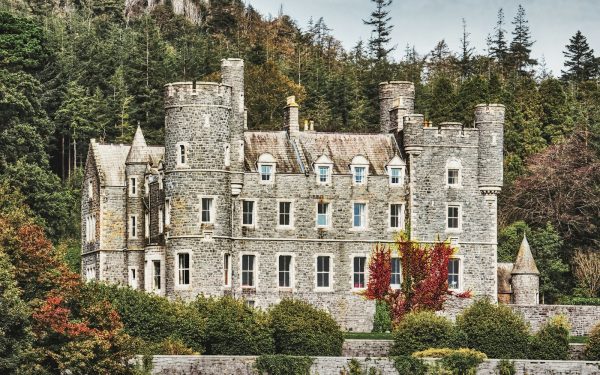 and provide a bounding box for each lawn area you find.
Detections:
[569,336,589,344]
[344,332,393,340]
